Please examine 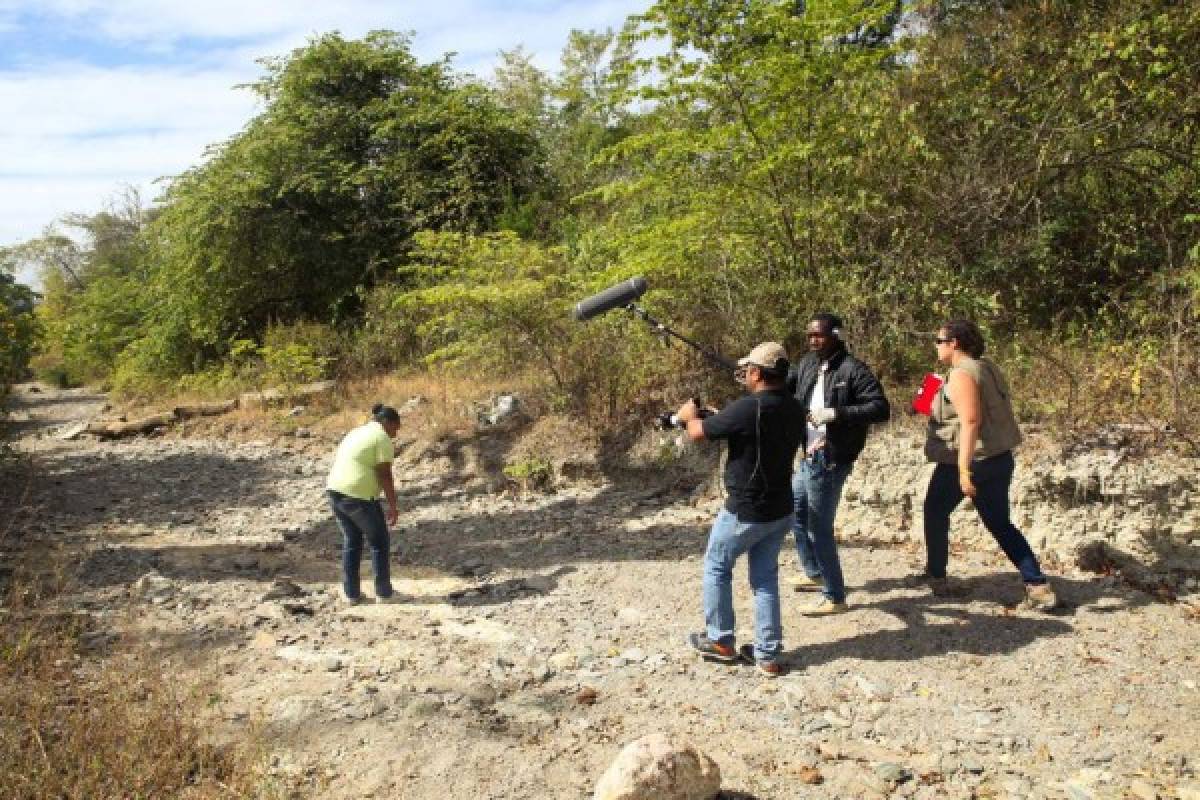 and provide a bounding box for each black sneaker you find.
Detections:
[687,632,738,664]
[903,572,952,596]
[738,644,783,677]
